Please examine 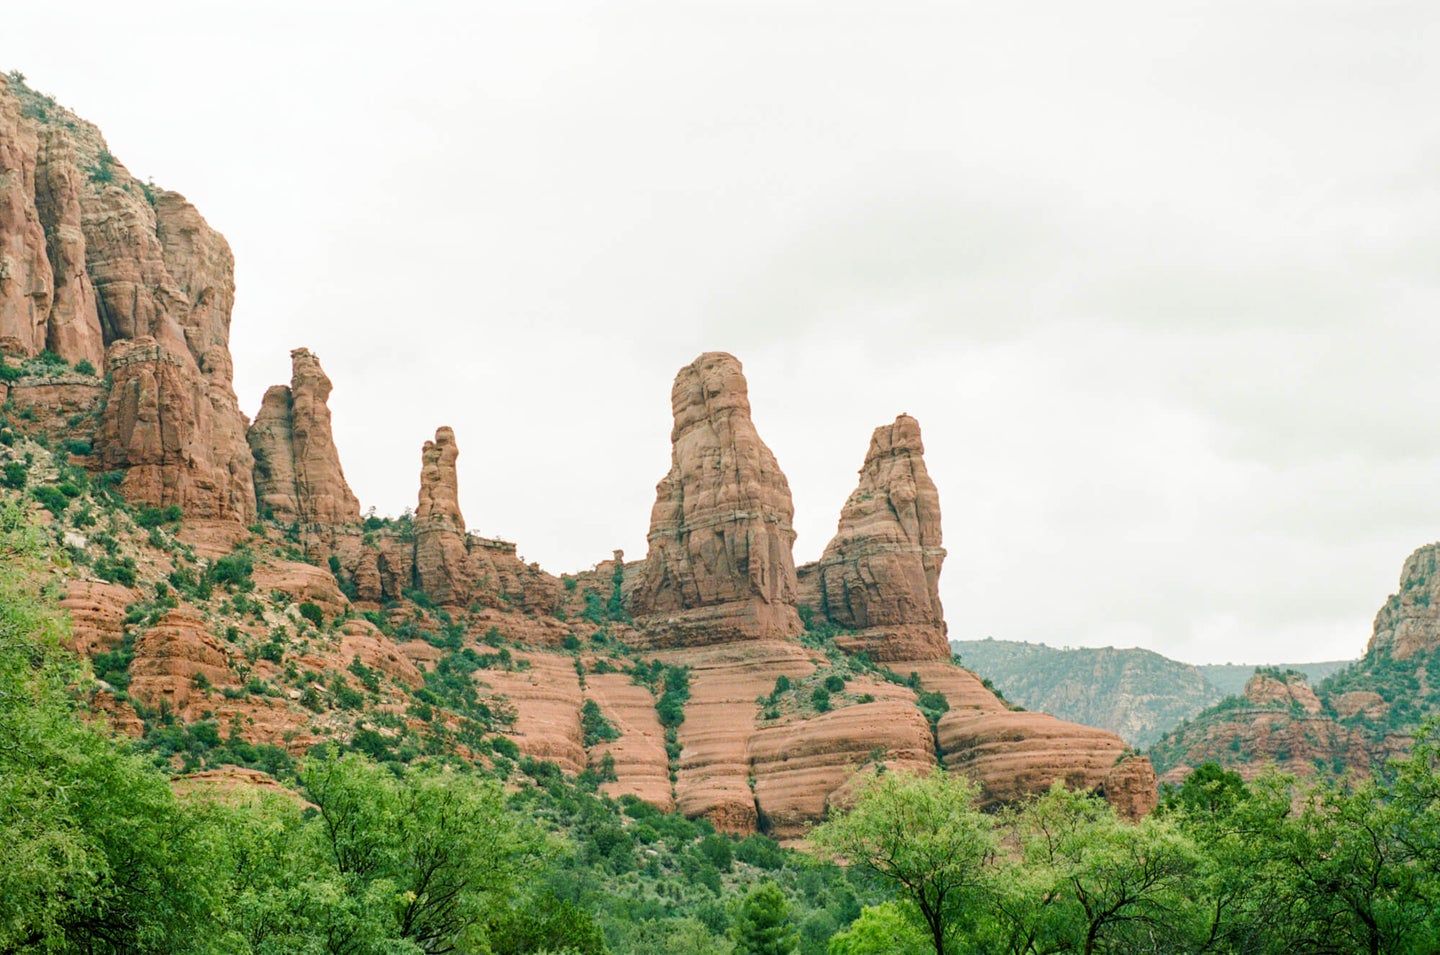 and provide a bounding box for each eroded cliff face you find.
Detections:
[0,75,255,523]
[1371,544,1440,660]
[248,348,360,526]
[9,72,1158,836]
[629,352,804,646]
[798,414,949,662]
